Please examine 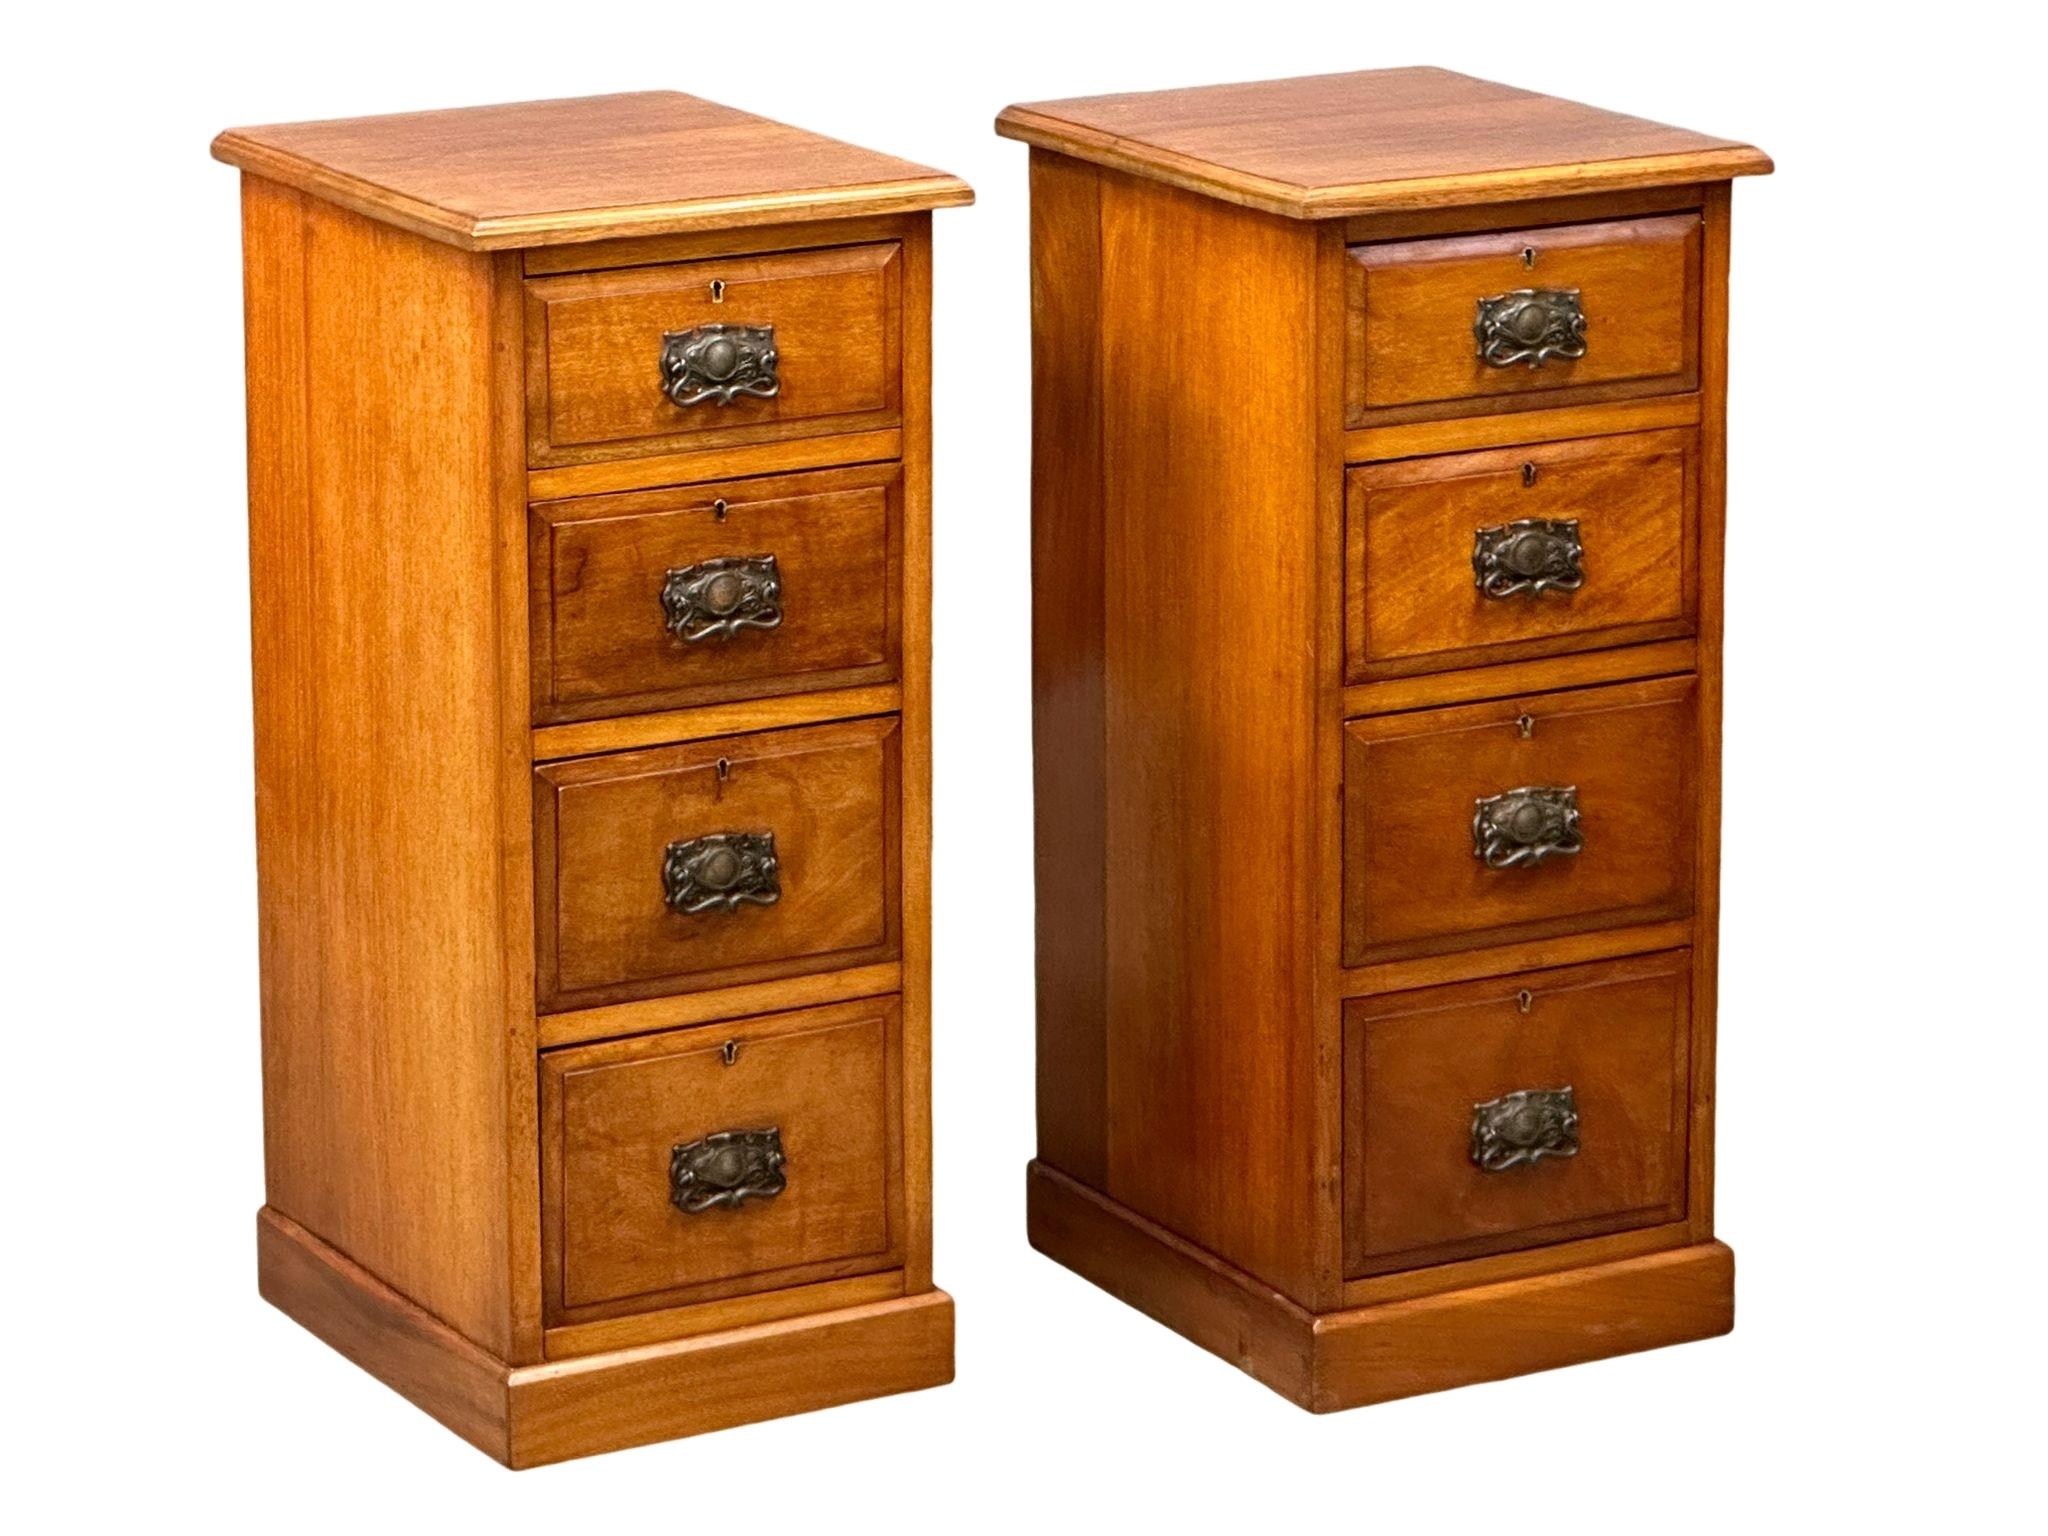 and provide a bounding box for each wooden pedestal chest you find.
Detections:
[214,93,970,1465]
[996,68,1770,1408]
